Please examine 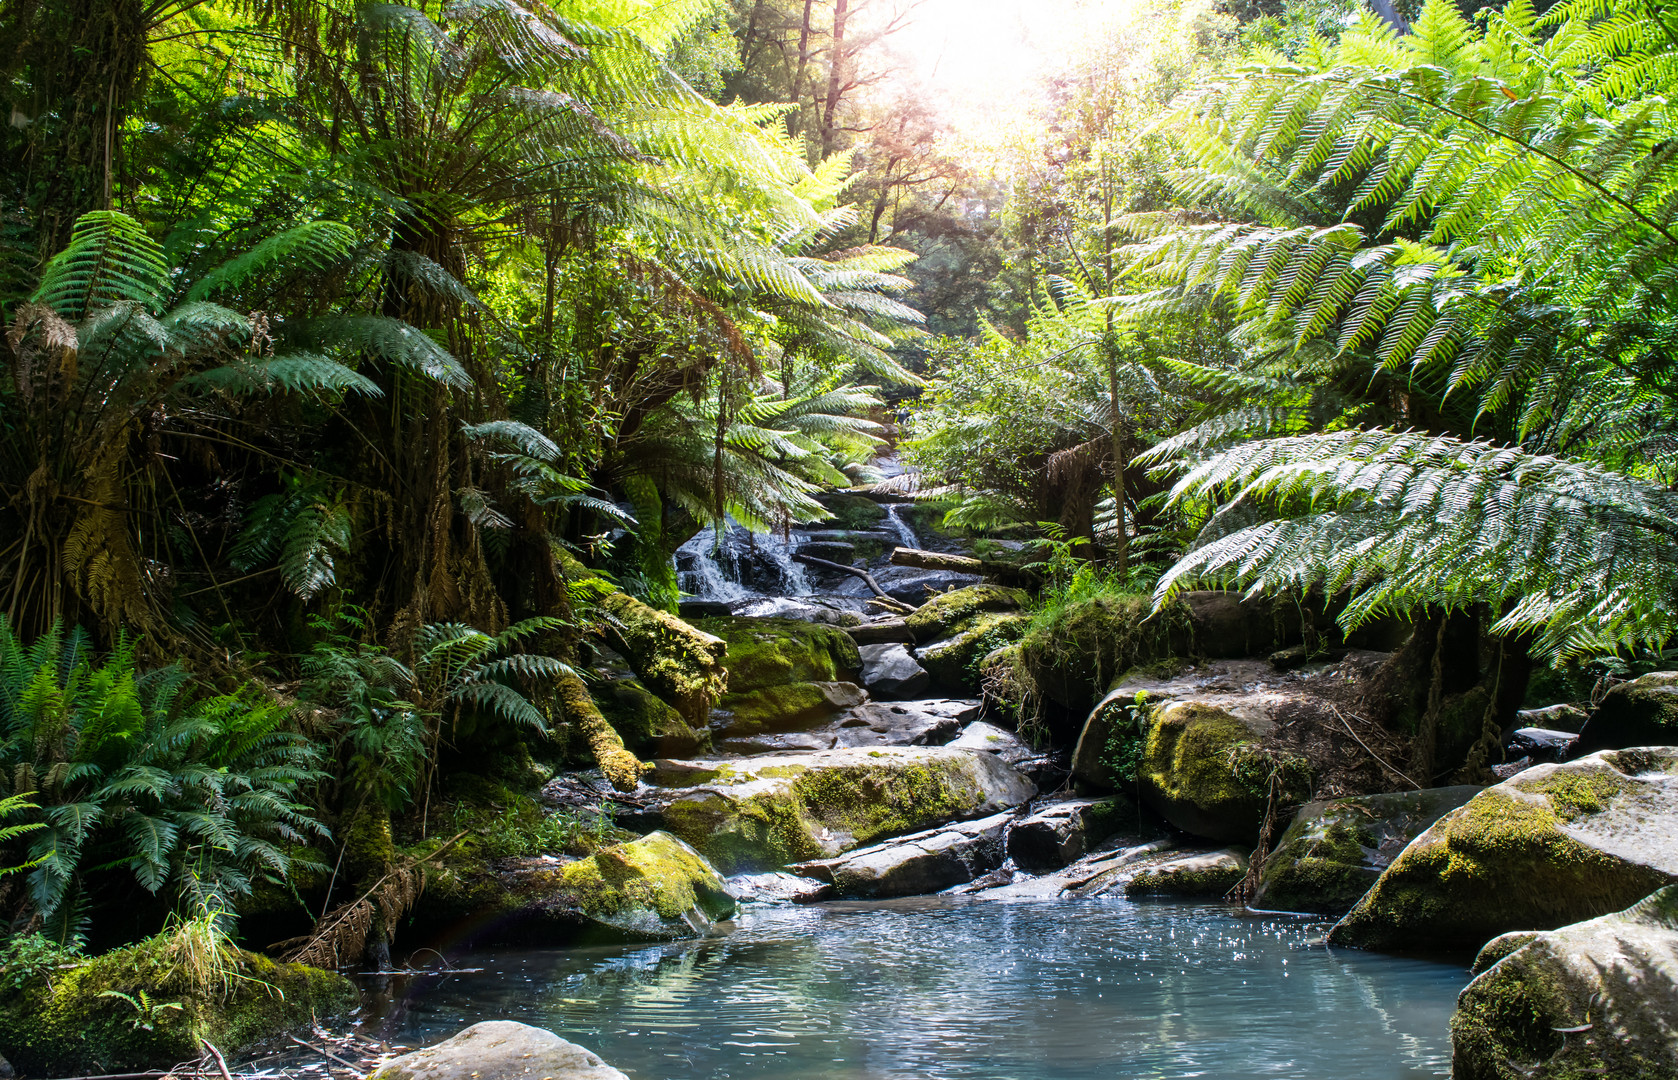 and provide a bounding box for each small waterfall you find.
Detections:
[675,519,811,600]
[883,503,919,550]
